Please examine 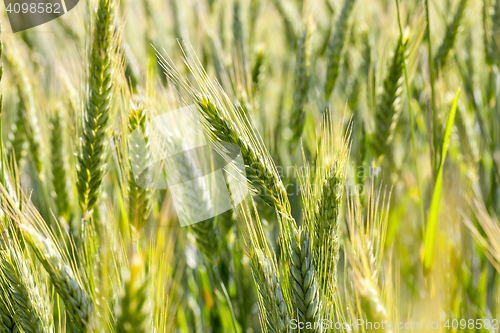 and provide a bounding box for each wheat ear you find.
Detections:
[77,0,117,213]
[0,289,16,333]
[324,0,356,100]
[169,140,221,260]
[291,25,311,148]
[5,52,44,179]
[358,277,392,333]
[0,250,52,333]
[20,226,93,332]
[50,108,70,222]
[233,0,247,68]
[116,255,149,333]
[197,96,290,219]
[7,108,27,167]
[371,34,407,160]
[290,228,320,332]
[251,251,290,333]
[434,0,468,70]
[271,0,297,46]
[127,100,152,231]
